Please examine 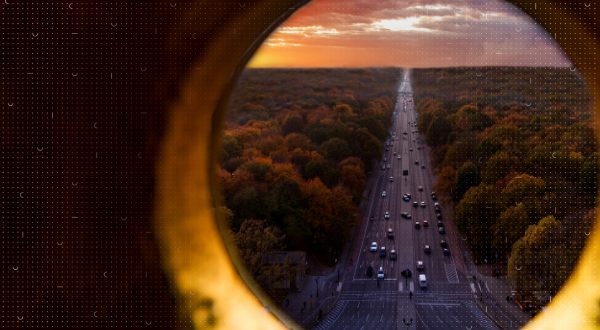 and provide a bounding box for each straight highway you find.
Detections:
[313,70,499,330]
